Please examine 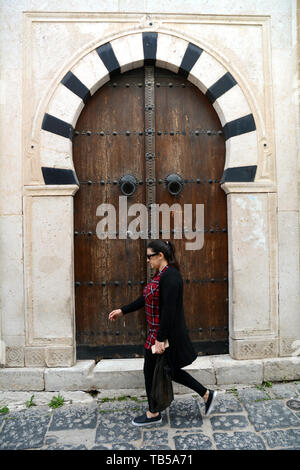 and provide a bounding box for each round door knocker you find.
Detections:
[165,173,184,196]
[119,174,138,196]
